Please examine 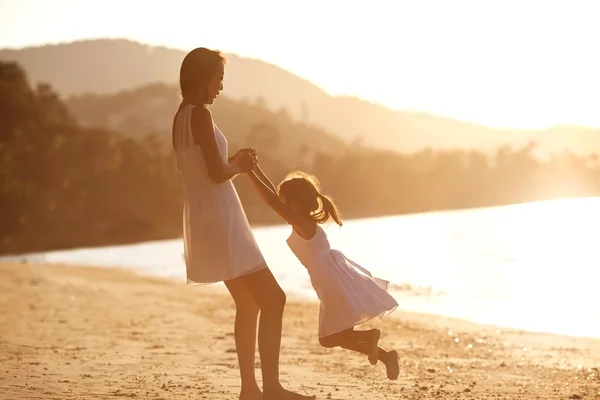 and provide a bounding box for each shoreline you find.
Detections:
[3,195,598,257]
[4,255,599,342]
[2,261,599,399]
